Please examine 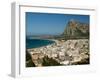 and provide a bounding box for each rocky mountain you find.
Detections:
[62,19,89,39]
